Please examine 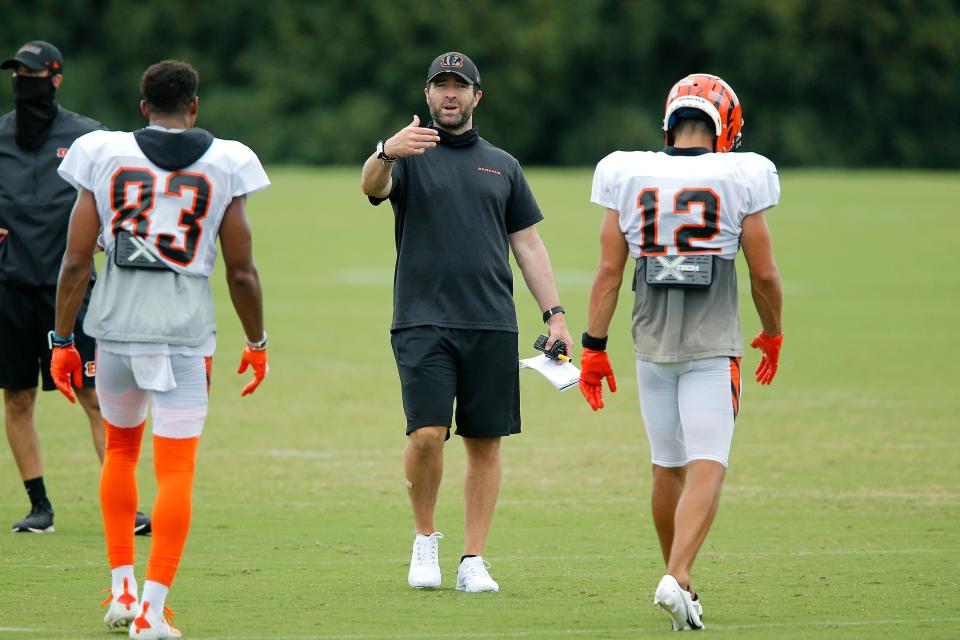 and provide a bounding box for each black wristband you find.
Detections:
[581,332,608,351]
[542,306,565,323]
